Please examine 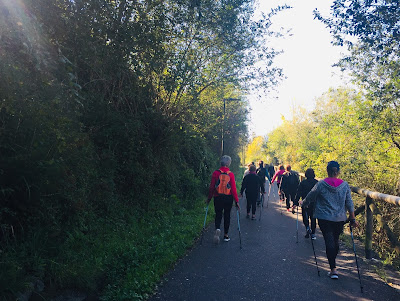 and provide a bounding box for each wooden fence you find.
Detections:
[298,173,400,259]
[350,186,400,259]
